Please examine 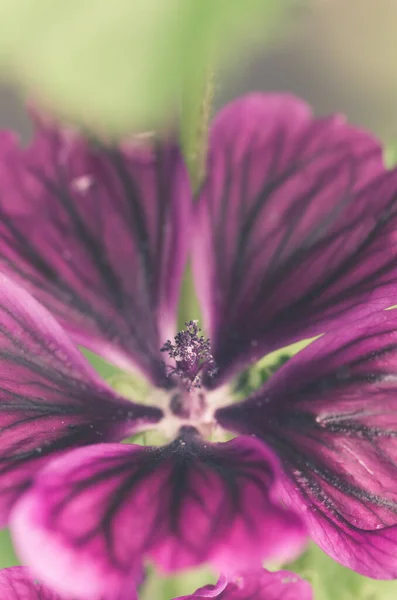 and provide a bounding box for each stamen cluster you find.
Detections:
[161,320,217,390]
